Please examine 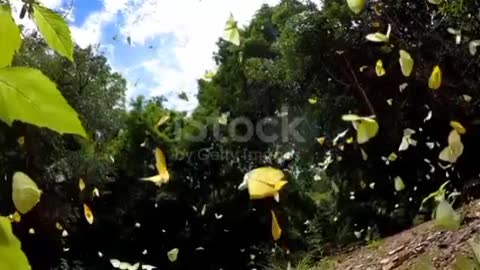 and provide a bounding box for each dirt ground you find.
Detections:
[316,200,480,270]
